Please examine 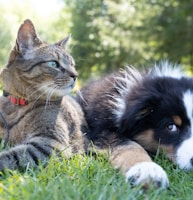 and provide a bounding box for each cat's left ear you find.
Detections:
[56,35,71,48]
[15,19,43,54]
